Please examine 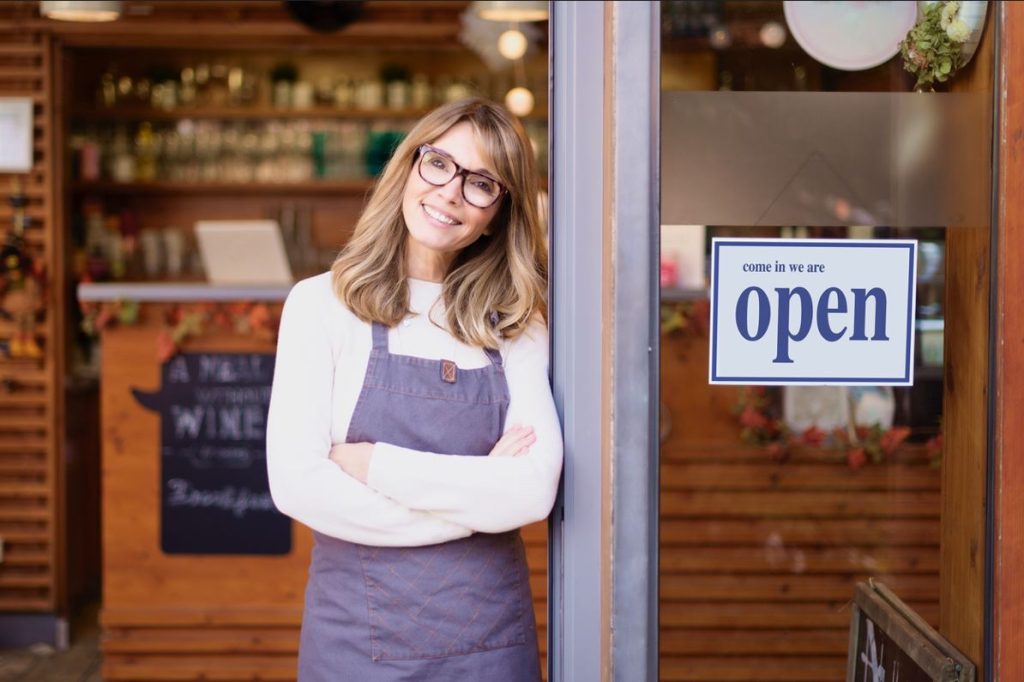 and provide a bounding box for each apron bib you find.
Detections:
[298,321,541,681]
